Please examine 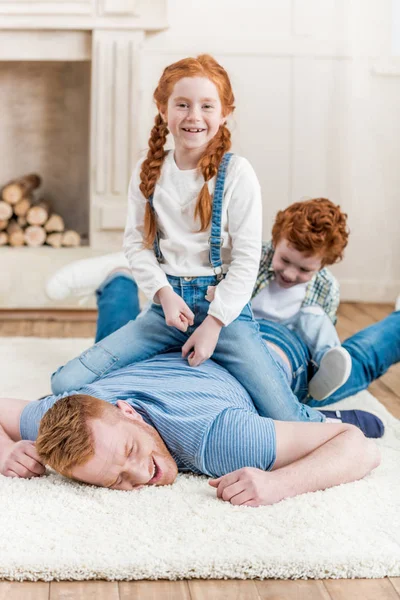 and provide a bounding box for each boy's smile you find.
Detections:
[272,239,323,288]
